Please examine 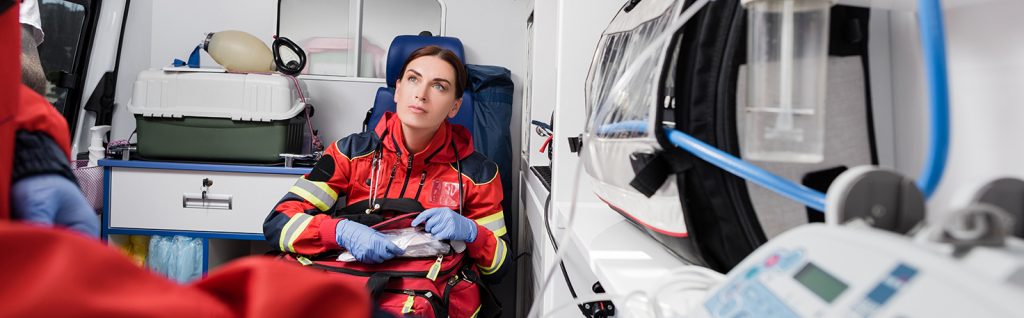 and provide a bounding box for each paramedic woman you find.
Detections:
[263,45,510,316]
